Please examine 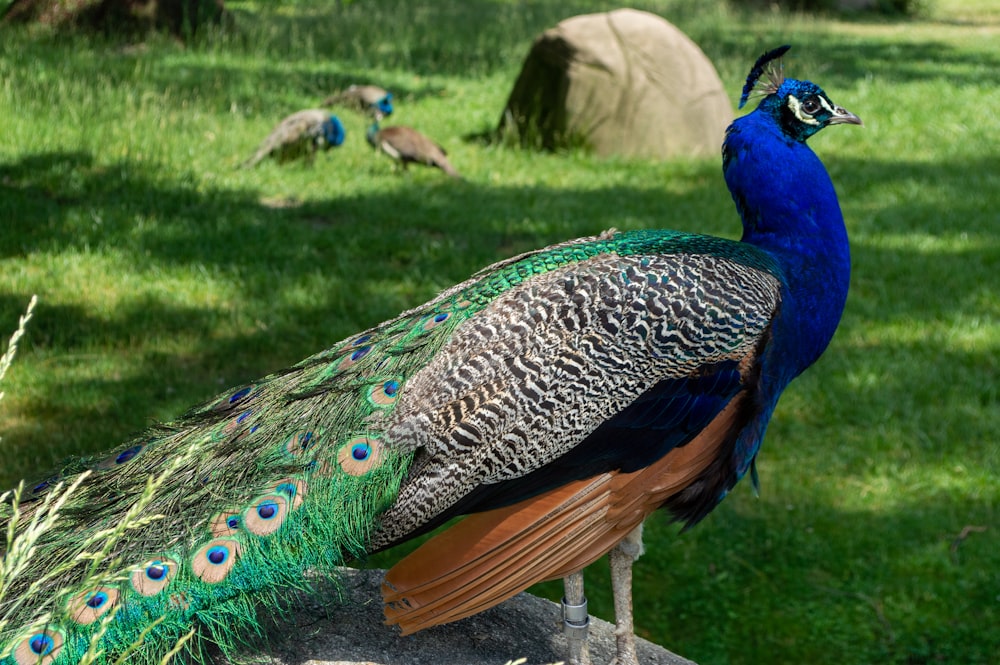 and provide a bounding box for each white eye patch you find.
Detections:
[787,94,836,126]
